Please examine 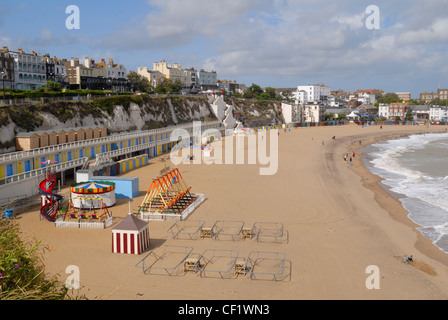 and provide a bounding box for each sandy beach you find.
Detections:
[15,123,448,300]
